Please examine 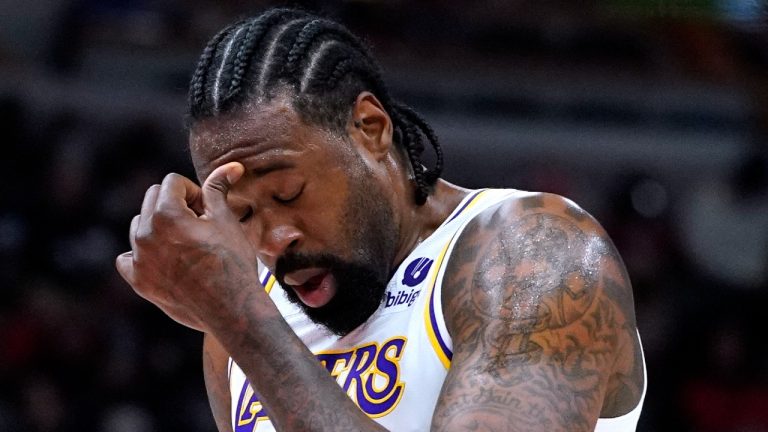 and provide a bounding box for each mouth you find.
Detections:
[283,268,337,308]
